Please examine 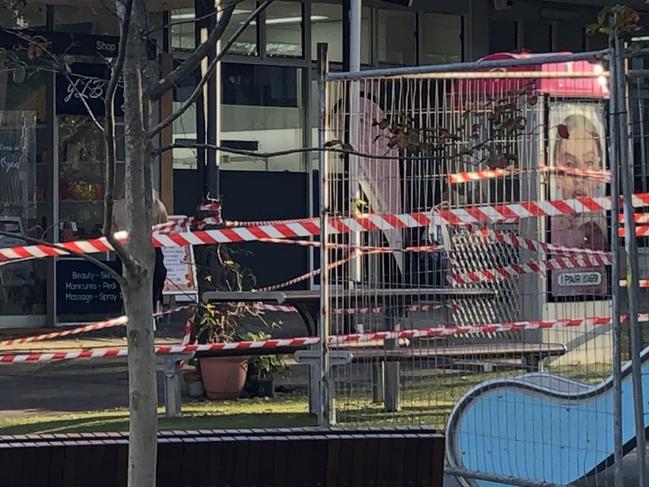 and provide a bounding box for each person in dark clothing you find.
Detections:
[113,191,169,308]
